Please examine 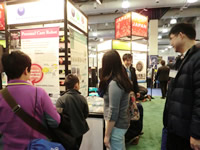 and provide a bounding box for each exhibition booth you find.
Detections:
[5,0,89,102]
[0,1,151,150]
